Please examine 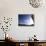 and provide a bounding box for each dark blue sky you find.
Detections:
[18,14,34,25]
